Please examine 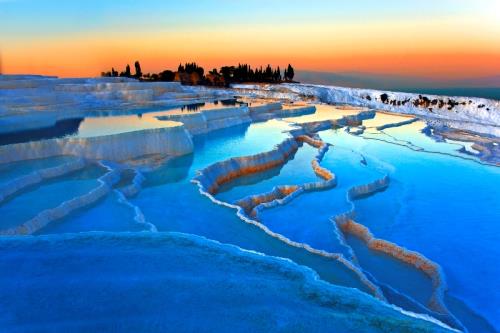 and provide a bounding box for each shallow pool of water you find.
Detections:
[0,99,242,145]
[0,103,498,332]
